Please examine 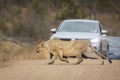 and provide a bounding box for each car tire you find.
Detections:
[101,39,108,57]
